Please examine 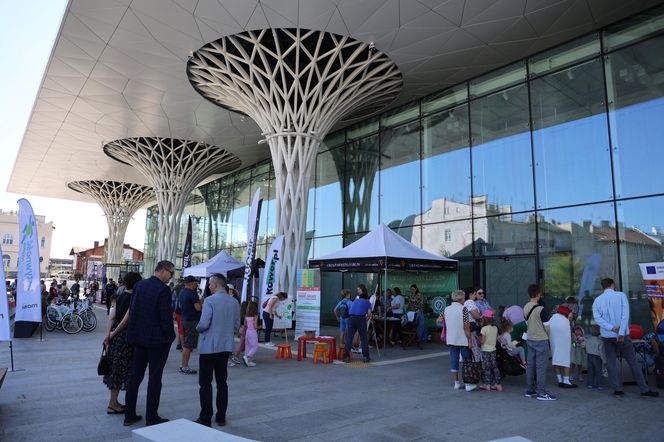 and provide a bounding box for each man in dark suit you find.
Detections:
[124,261,176,426]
